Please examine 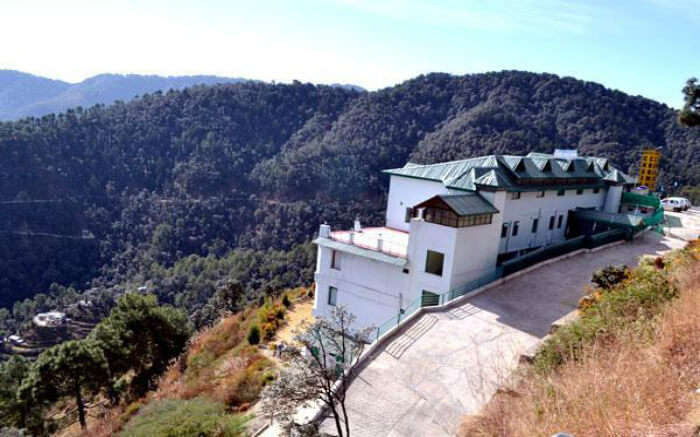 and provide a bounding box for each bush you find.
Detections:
[535,262,675,374]
[119,398,248,437]
[591,264,628,289]
[247,325,260,345]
